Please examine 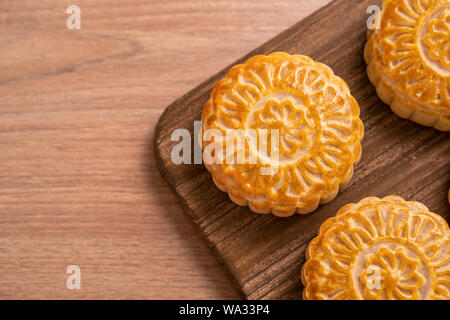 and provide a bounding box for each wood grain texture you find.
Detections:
[0,0,330,299]
[155,0,450,299]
